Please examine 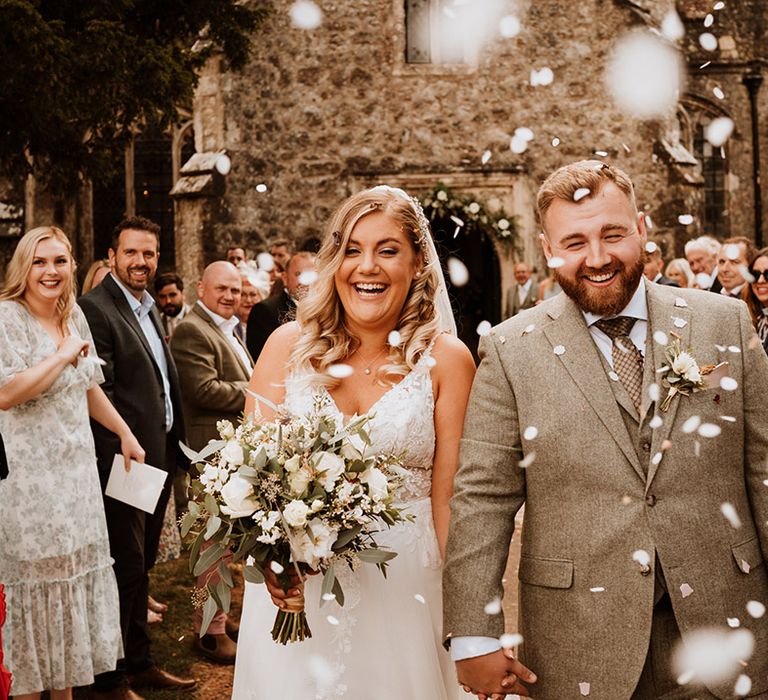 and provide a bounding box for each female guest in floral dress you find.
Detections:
[0,227,144,699]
